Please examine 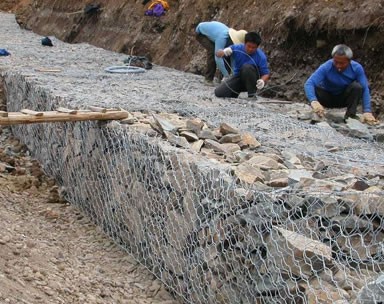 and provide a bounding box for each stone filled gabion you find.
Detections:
[1,12,384,304]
